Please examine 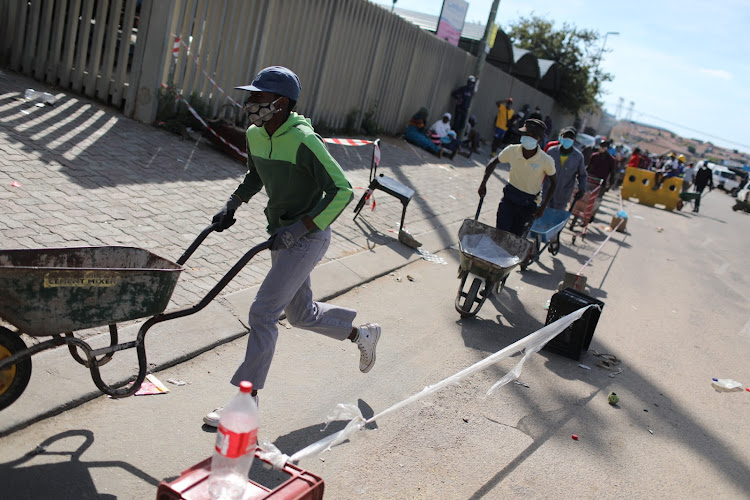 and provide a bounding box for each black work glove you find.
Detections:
[212,194,242,232]
[270,220,309,251]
